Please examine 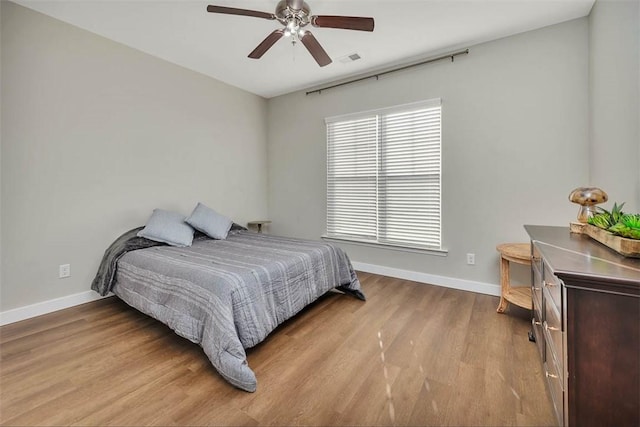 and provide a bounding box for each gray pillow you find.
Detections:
[137,209,194,247]
[185,202,232,240]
